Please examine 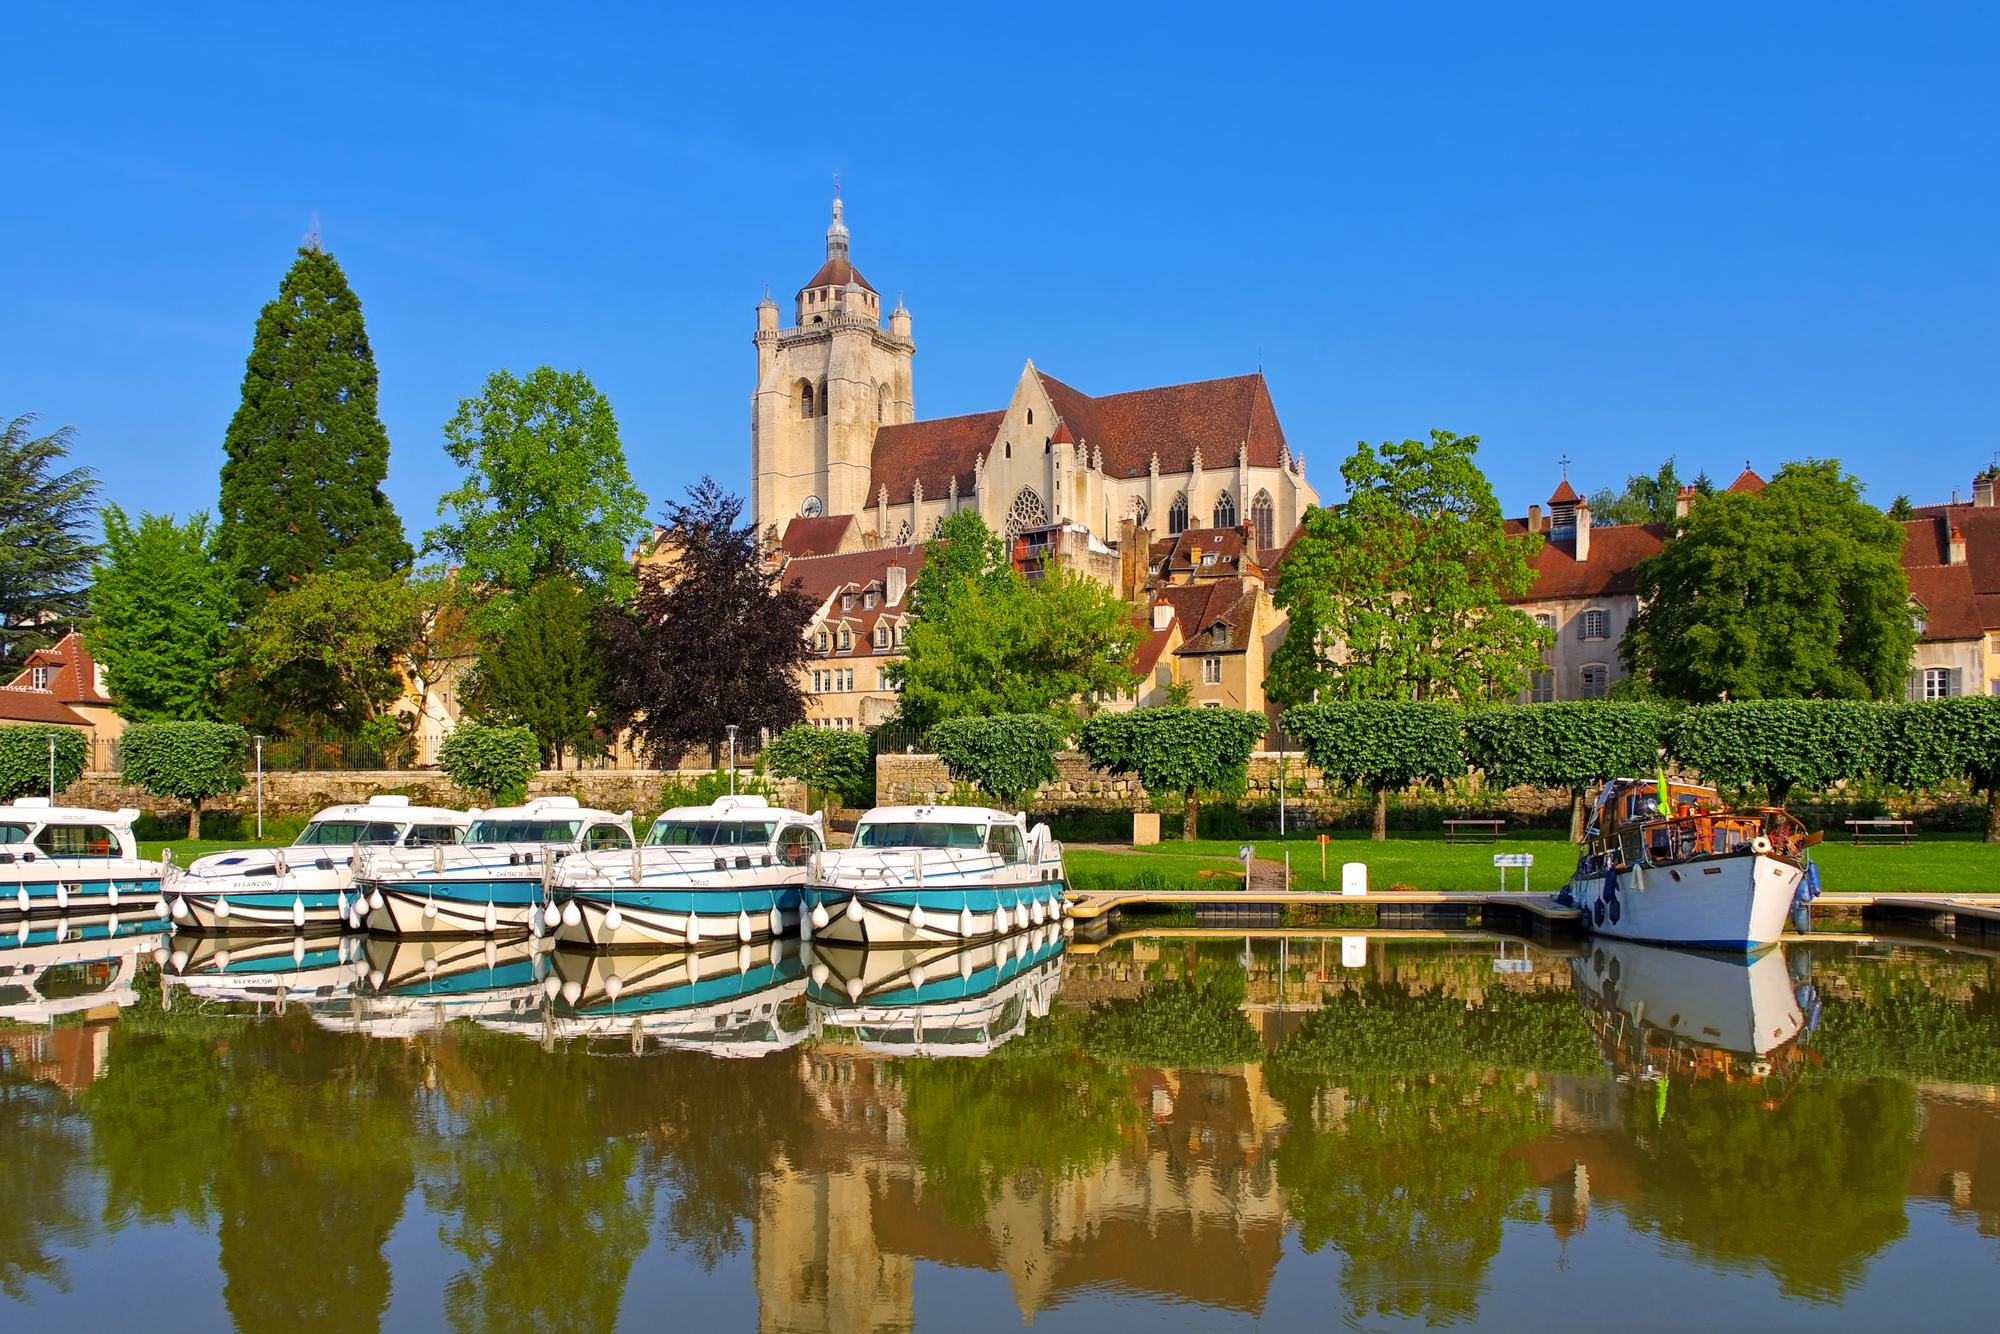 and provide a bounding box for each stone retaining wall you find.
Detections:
[57,769,807,826]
